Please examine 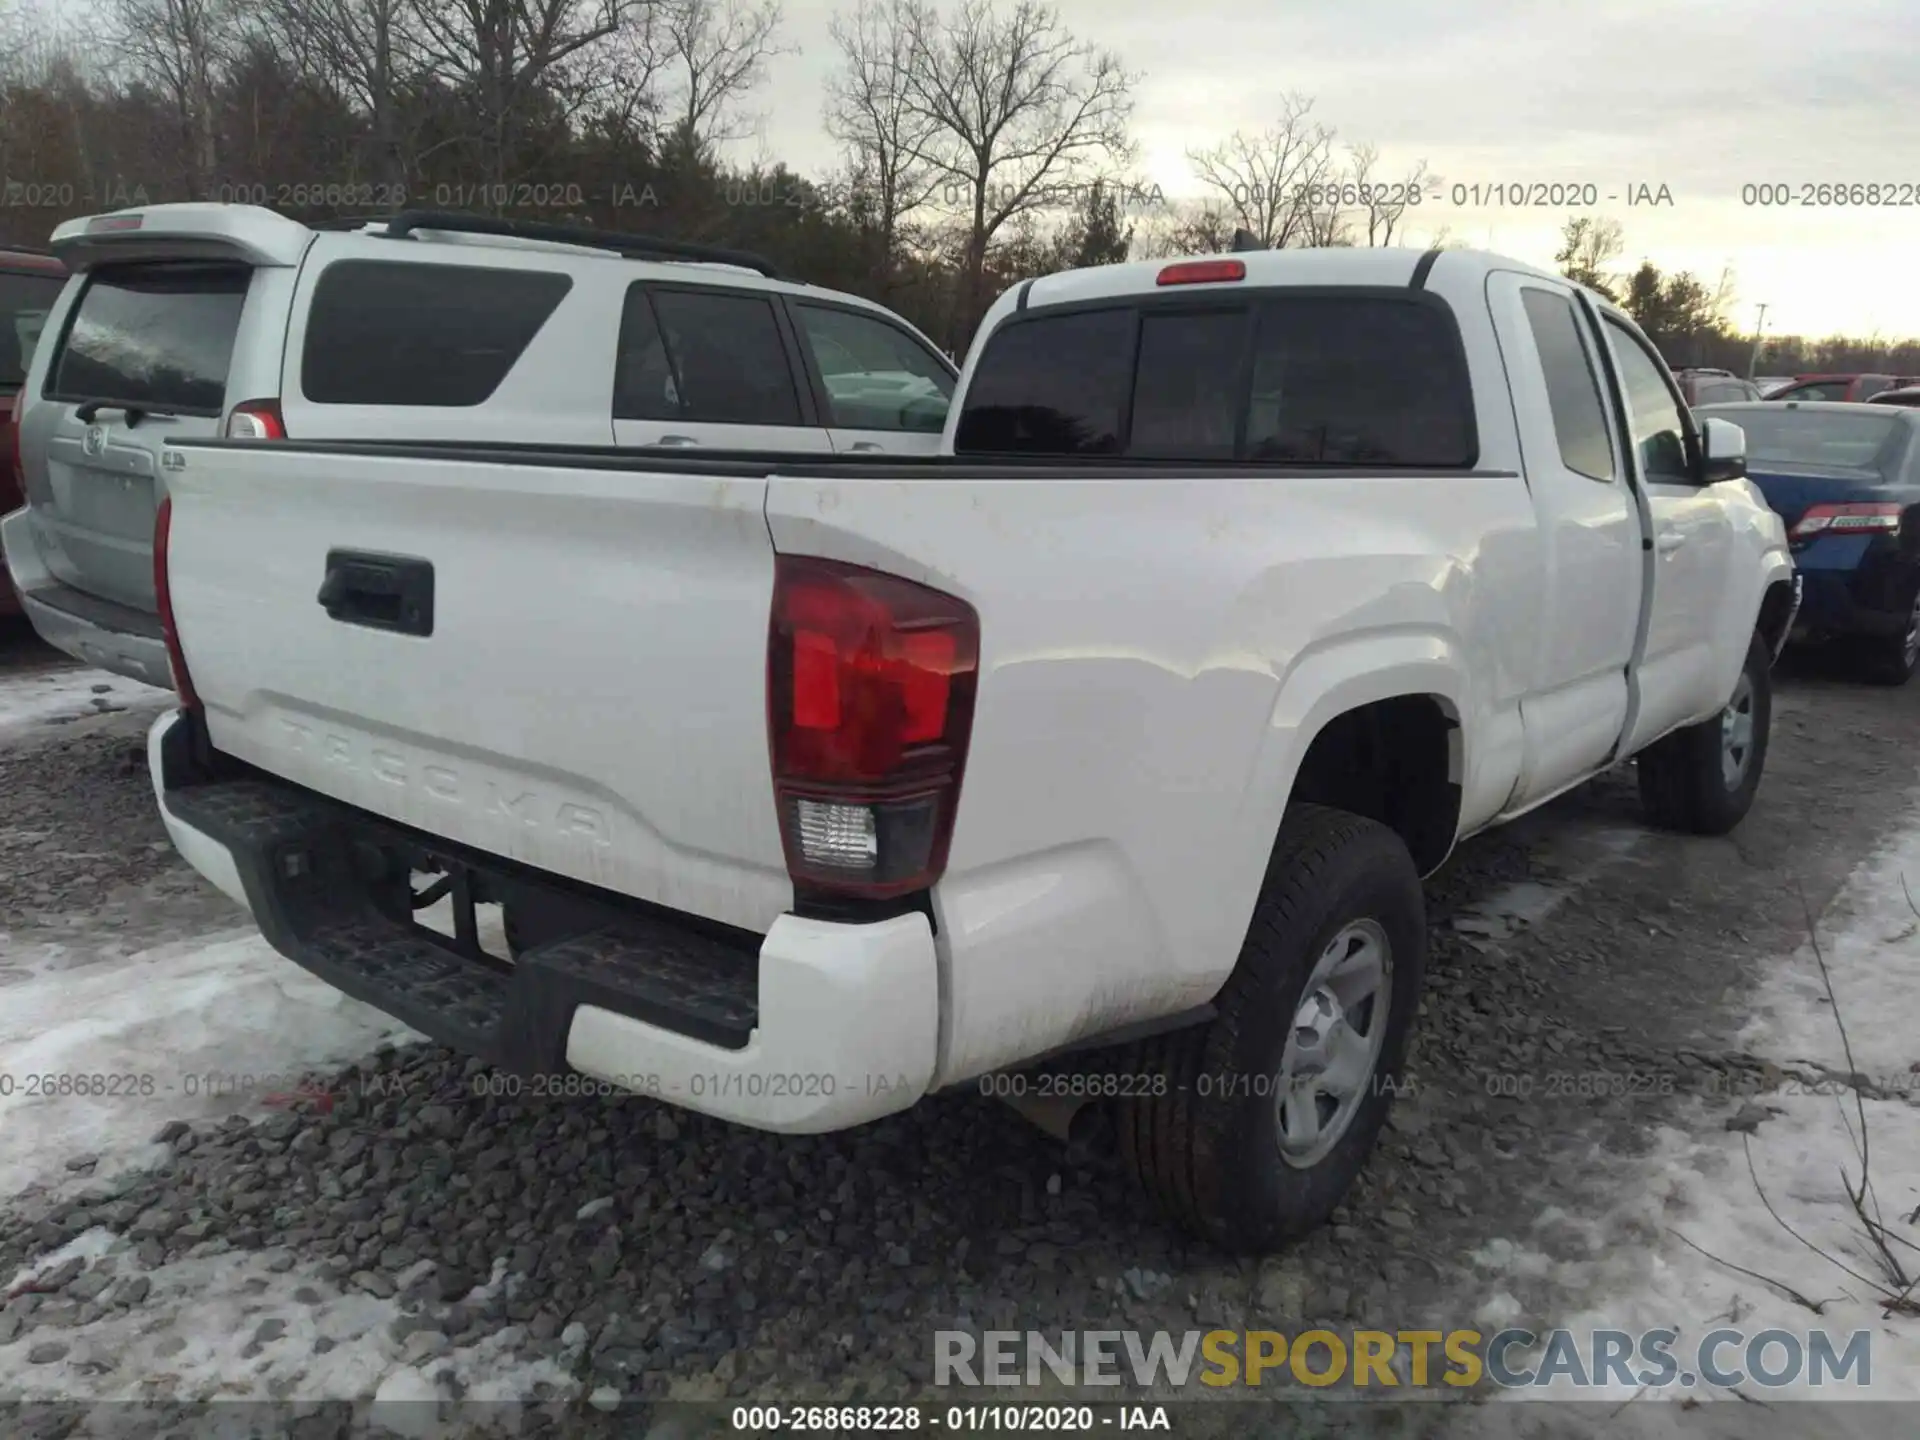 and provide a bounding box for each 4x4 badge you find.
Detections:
[82,424,106,456]
[161,450,185,471]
